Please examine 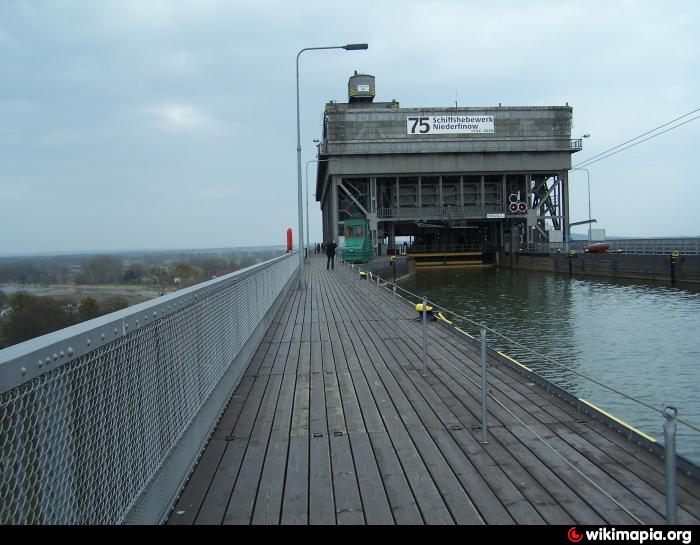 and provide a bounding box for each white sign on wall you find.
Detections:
[357,84,370,92]
[406,115,495,135]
